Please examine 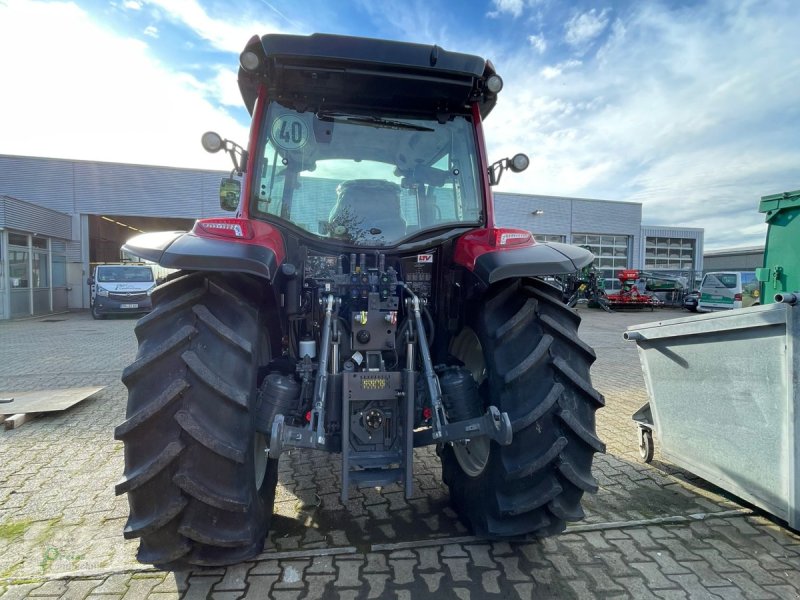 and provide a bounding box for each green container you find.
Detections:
[756,189,800,304]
